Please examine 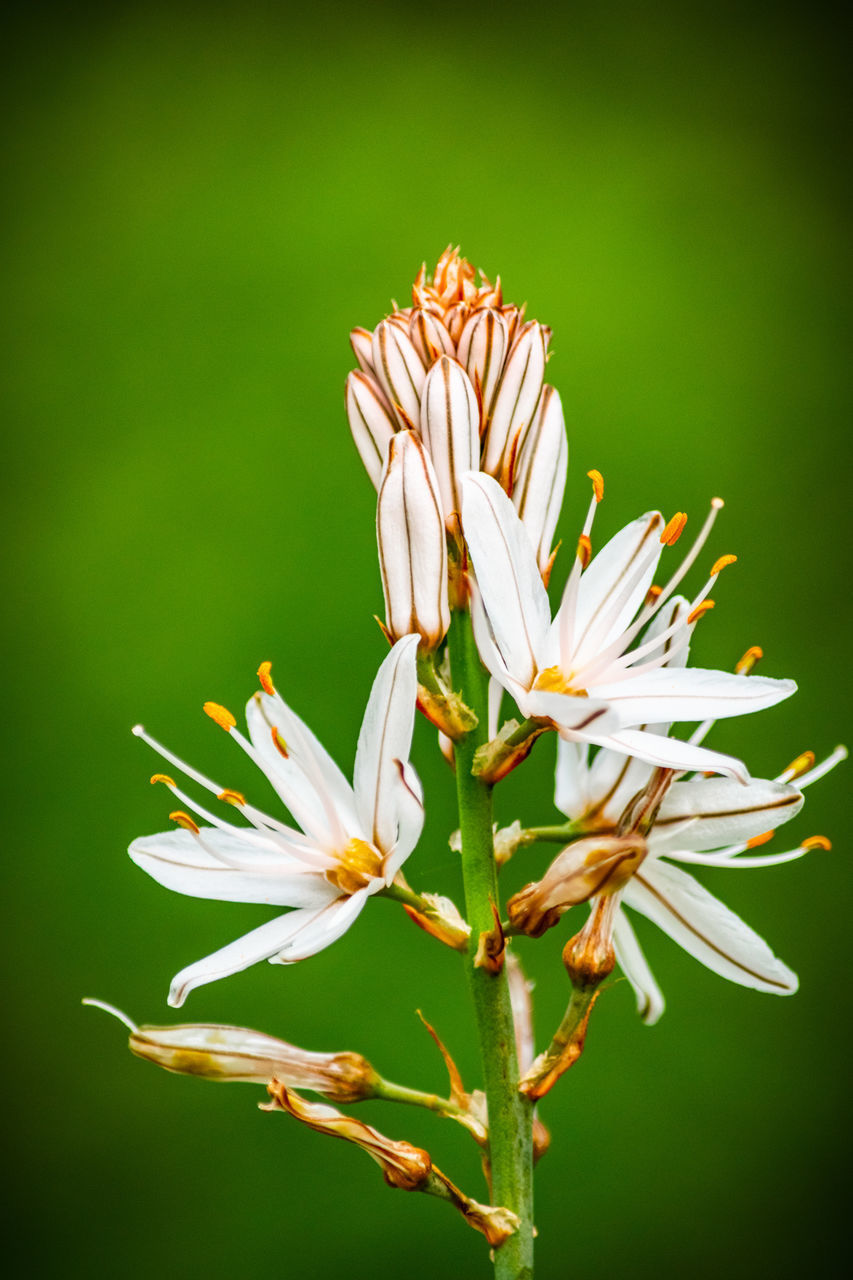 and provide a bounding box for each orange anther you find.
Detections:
[687,600,715,625]
[645,584,663,605]
[150,773,175,788]
[782,750,815,780]
[576,534,592,569]
[258,661,276,696]
[203,702,236,731]
[802,835,832,852]
[746,830,774,849]
[735,645,764,675]
[271,726,289,758]
[217,789,246,807]
[660,512,688,546]
[586,469,604,503]
[711,554,737,576]
[169,810,200,834]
